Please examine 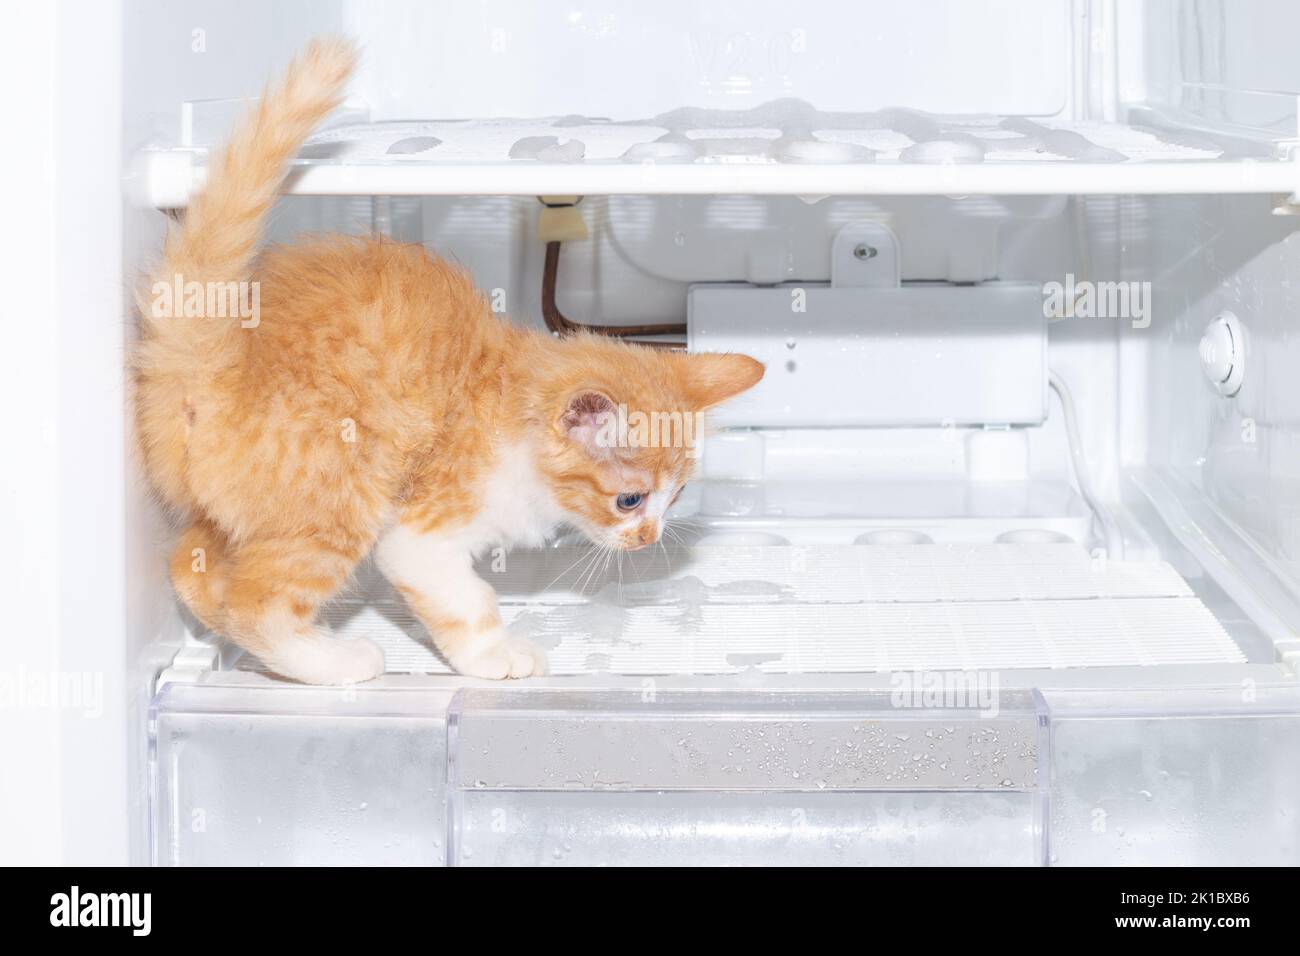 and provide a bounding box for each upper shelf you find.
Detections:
[134,100,1299,205]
